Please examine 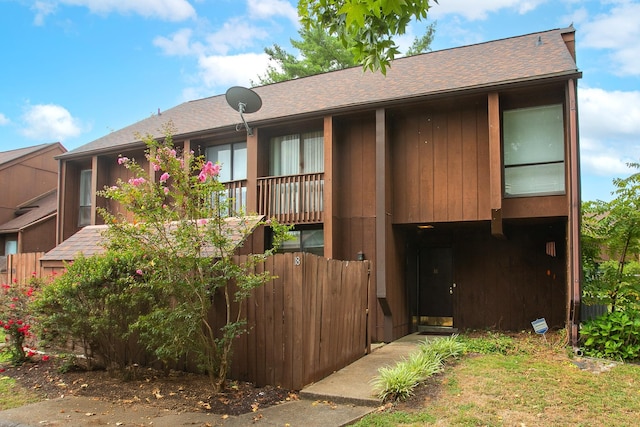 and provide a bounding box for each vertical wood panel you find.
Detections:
[432,112,448,221]
[461,107,479,220]
[405,114,421,222]
[447,110,463,221]
[419,113,435,221]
